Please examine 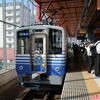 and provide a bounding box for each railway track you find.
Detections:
[15,88,62,100]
